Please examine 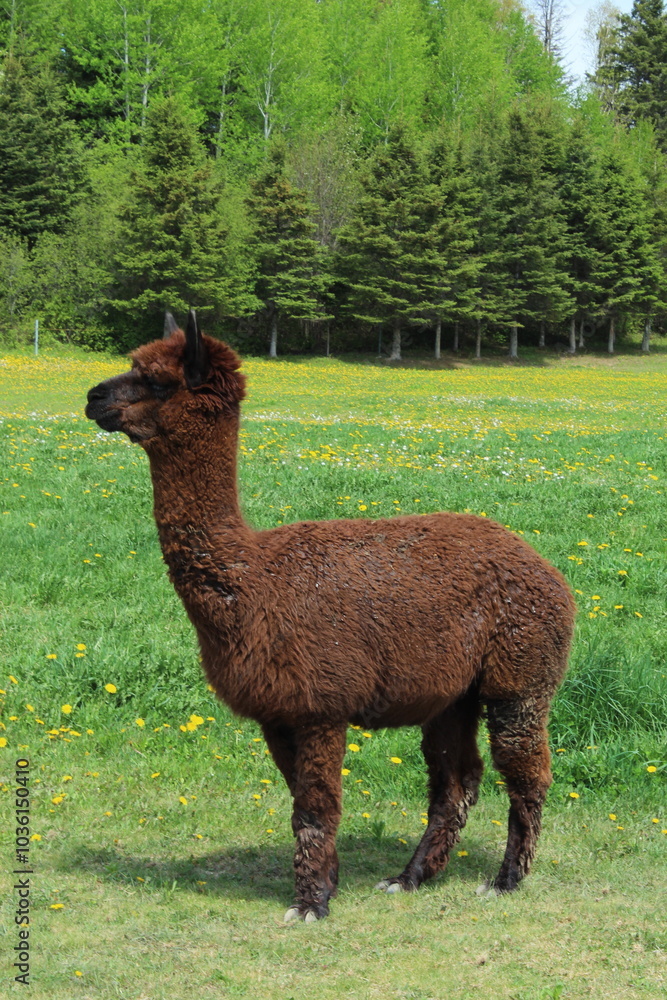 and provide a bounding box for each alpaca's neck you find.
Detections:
[147,414,242,531]
[145,413,256,635]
